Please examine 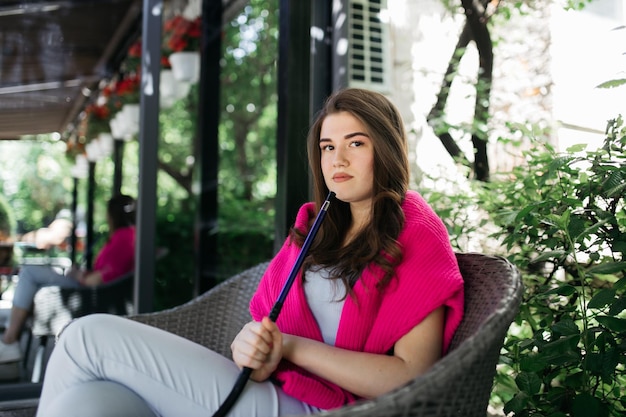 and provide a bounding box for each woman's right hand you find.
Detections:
[231,317,283,382]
